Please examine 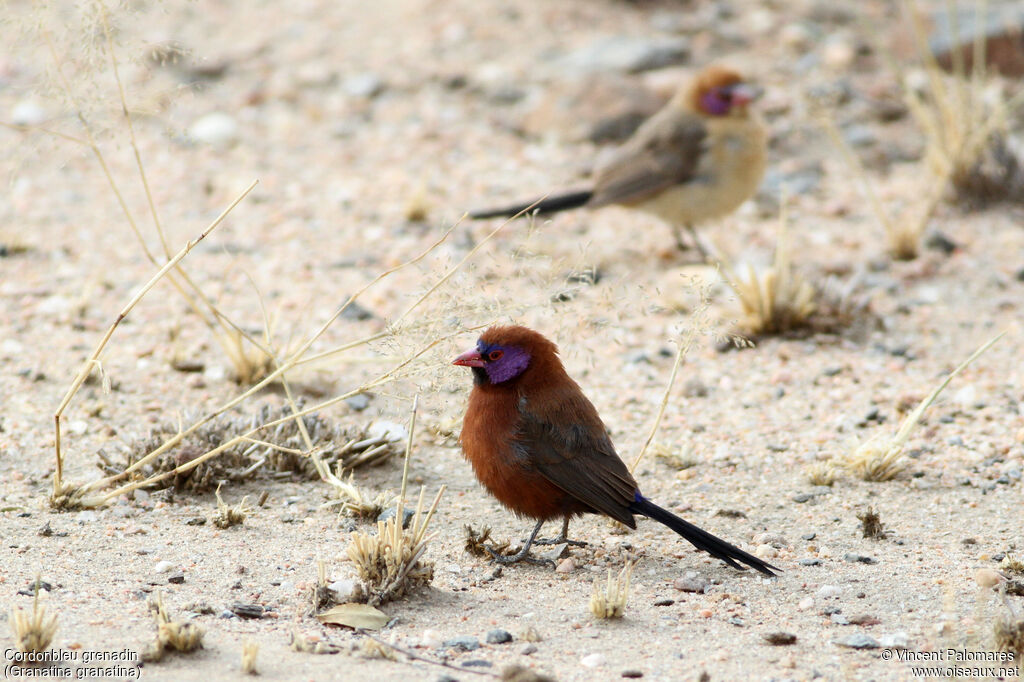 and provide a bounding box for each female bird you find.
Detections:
[454,325,777,575]
[469,66,767,257]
